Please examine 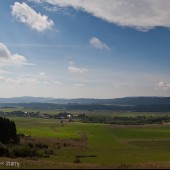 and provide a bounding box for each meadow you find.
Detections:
[1,113,170,169]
